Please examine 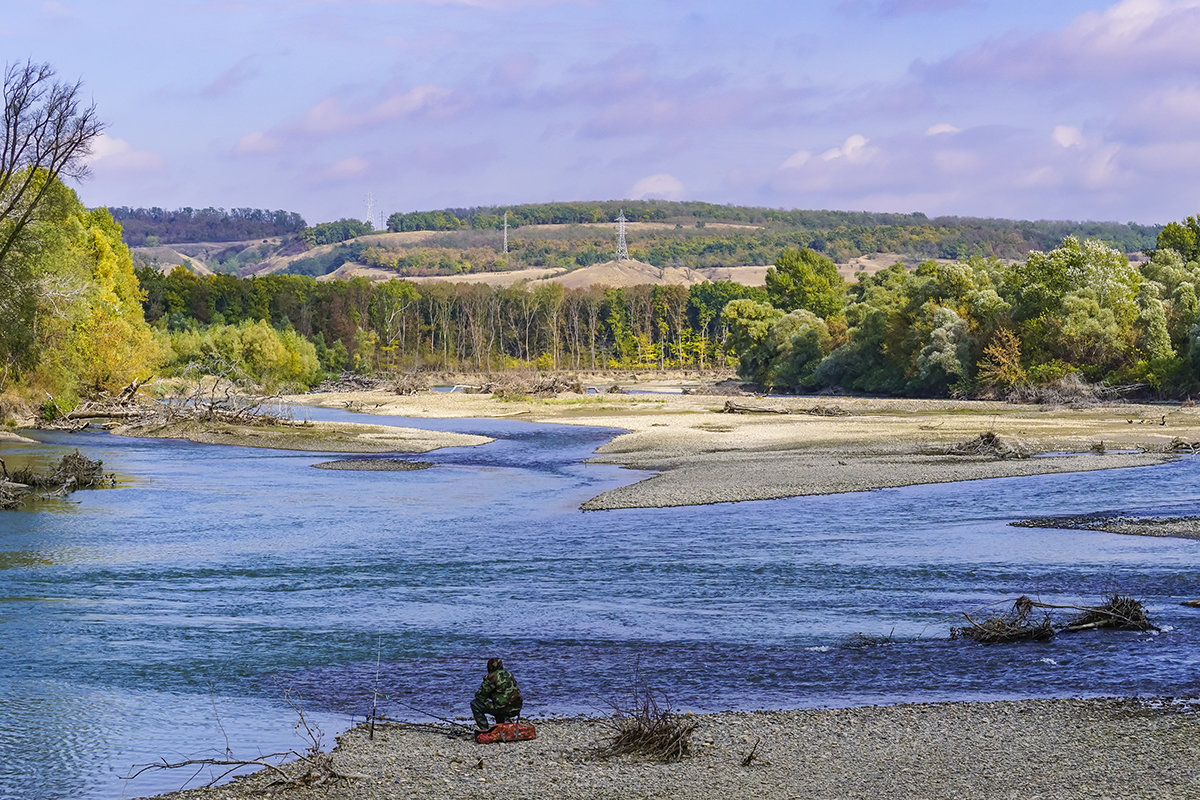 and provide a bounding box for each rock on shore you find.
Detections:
[142,698,1200,800]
